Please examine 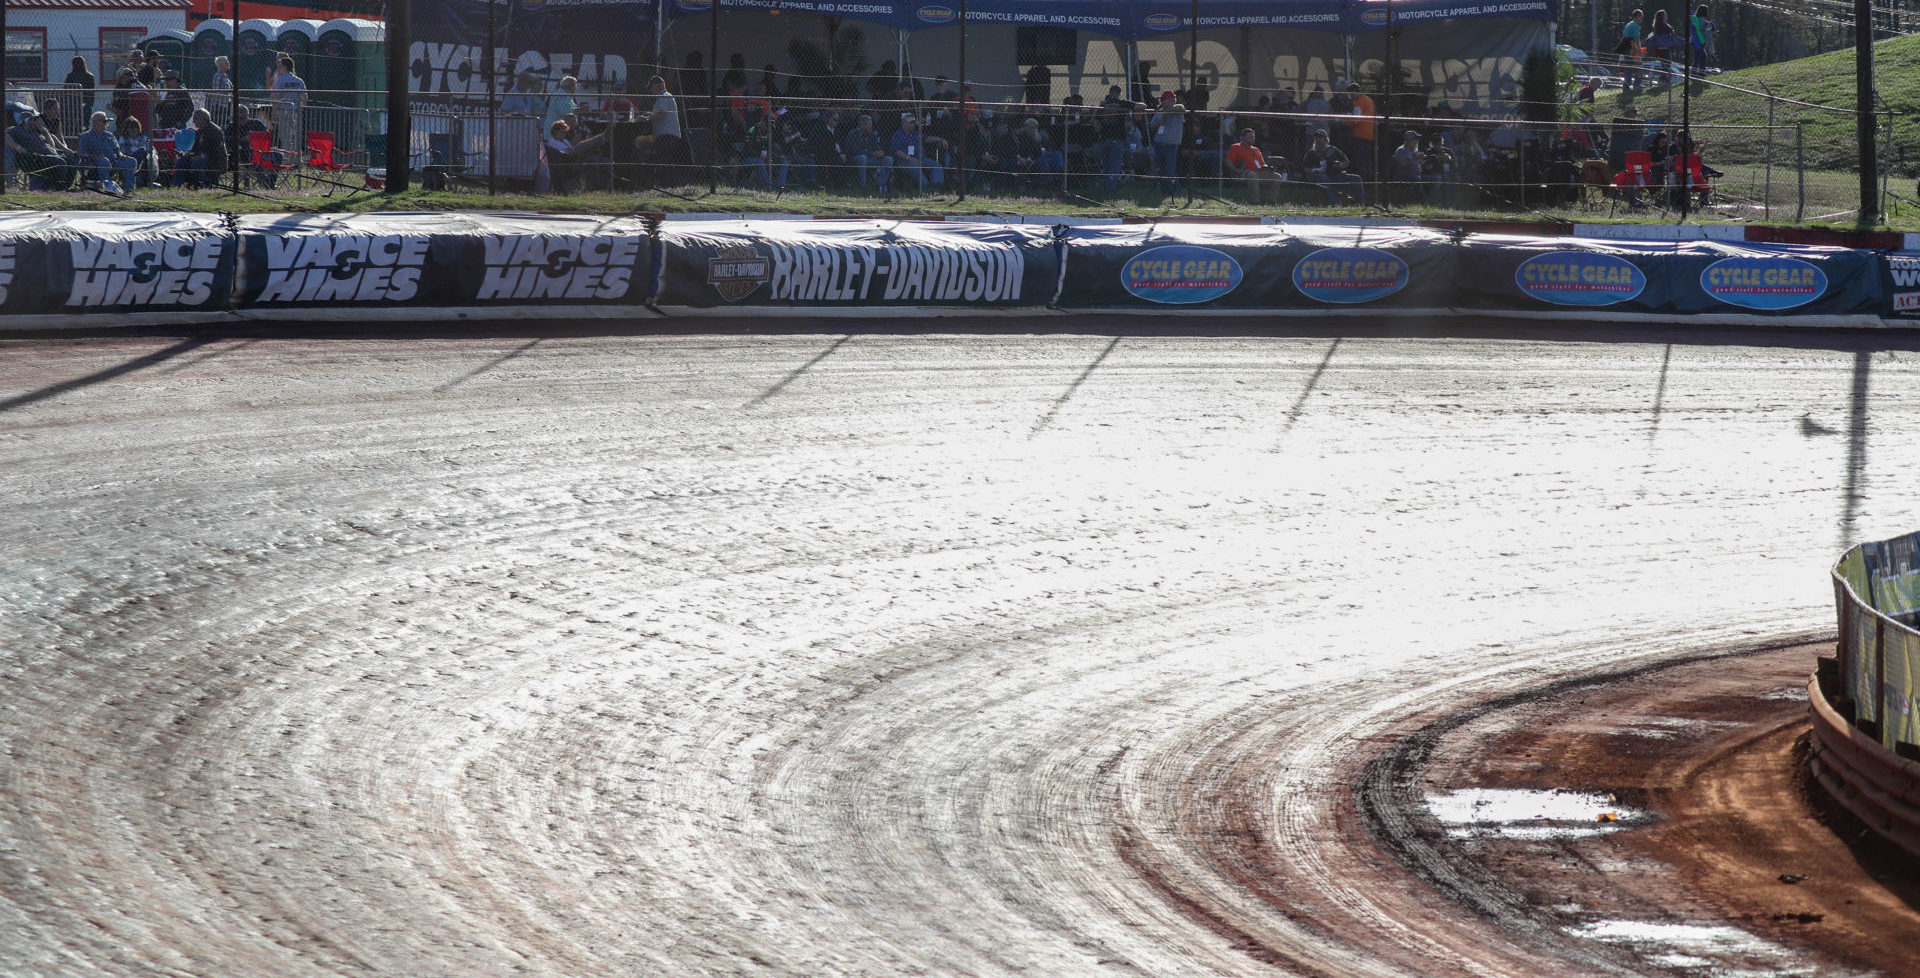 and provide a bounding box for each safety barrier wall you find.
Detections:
[1815,533,1920,861]
[0,213,1915,325]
